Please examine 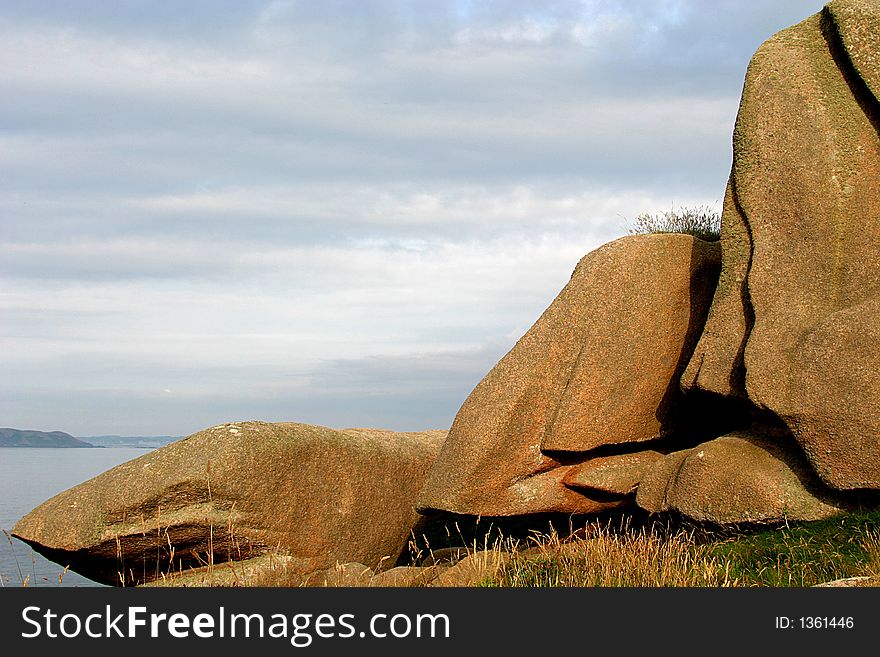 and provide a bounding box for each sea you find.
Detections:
[0,447,151,587]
